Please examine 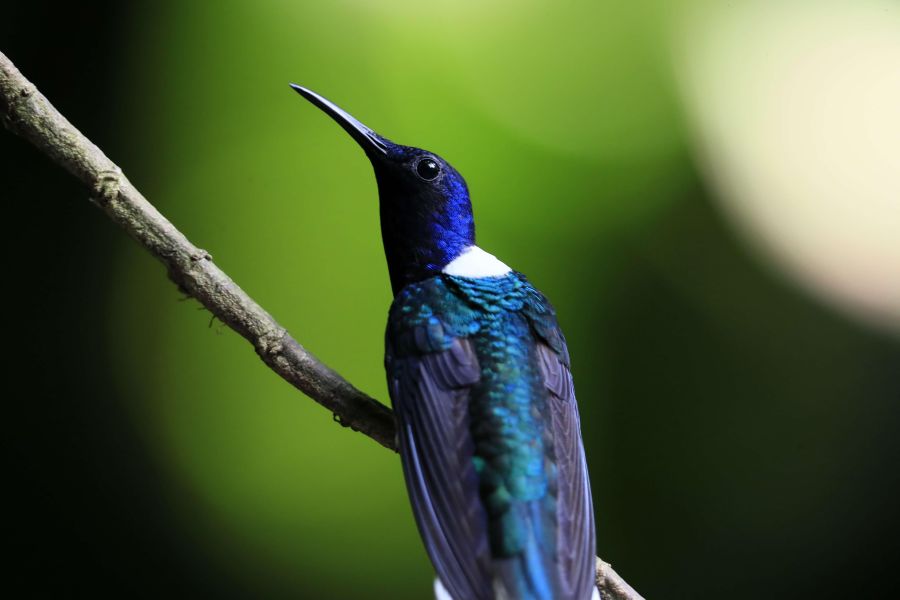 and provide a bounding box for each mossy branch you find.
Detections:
[0,49,643,600]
